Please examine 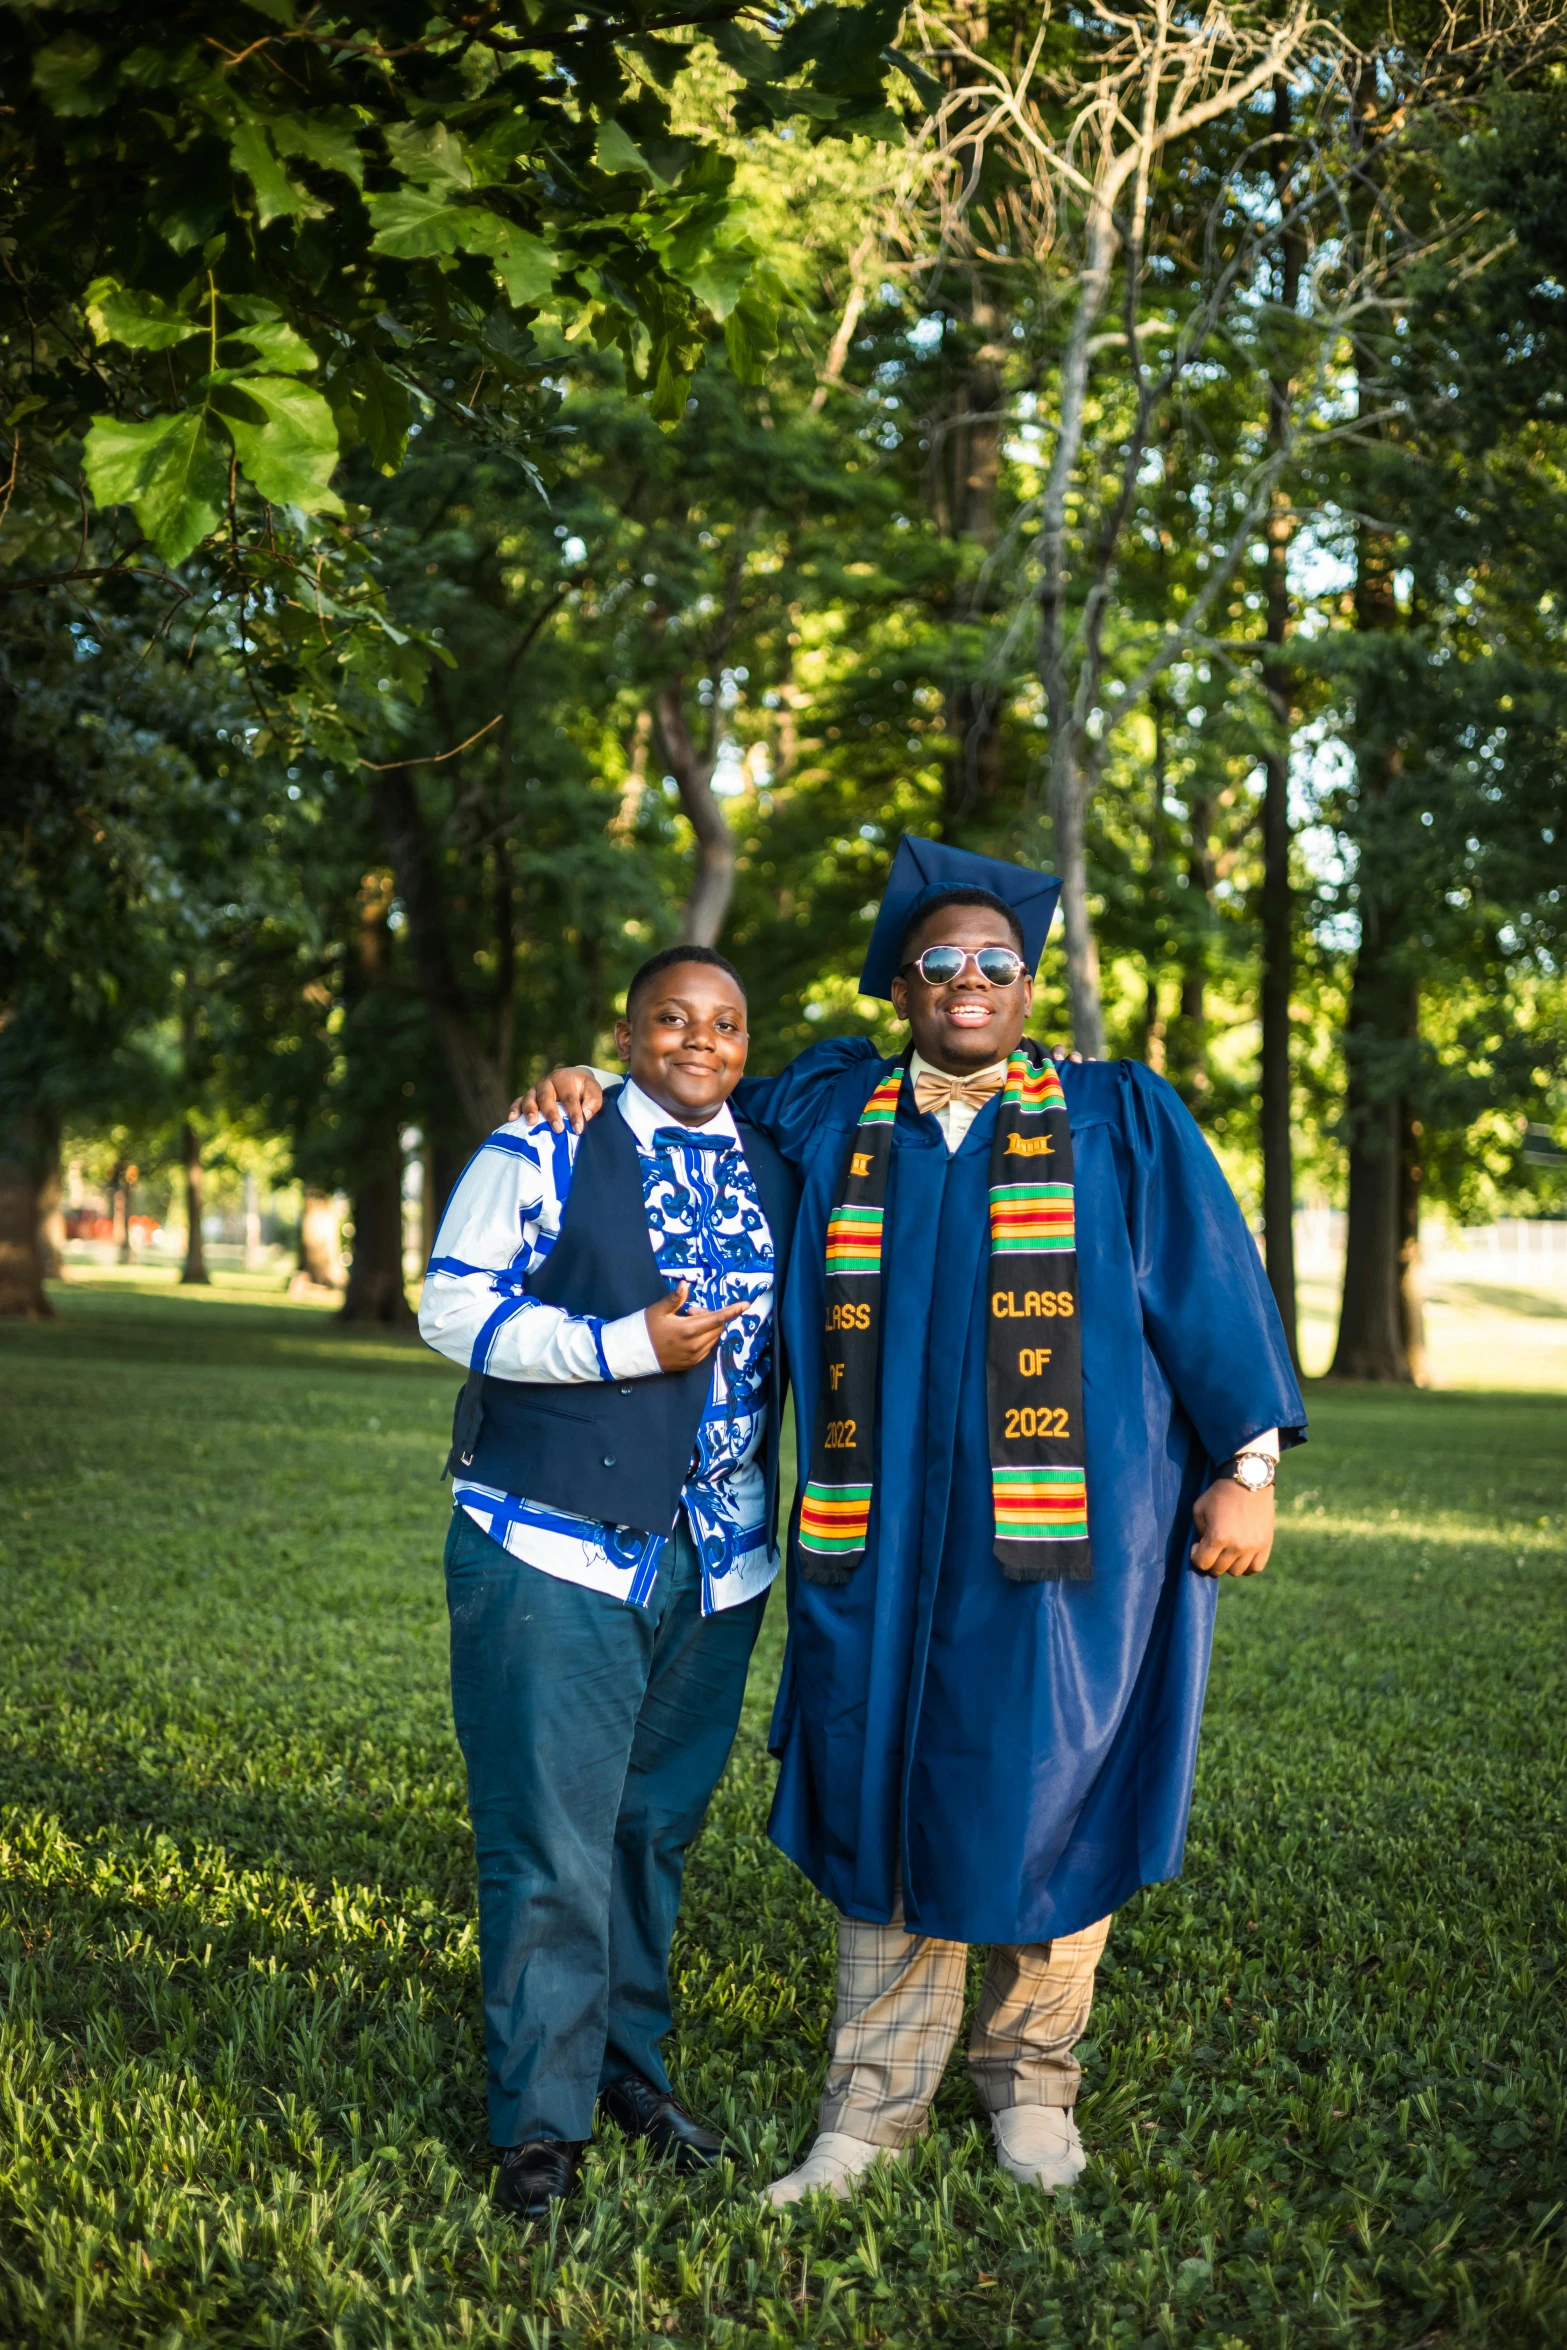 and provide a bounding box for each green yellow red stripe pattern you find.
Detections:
[1002,1053,1066,1114]
[989,1182,1075,1254]
[991,1464,1088,1541]
[826,1203,885,1276]
[799,1481,874,1555]
[858,1072,903,1126]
